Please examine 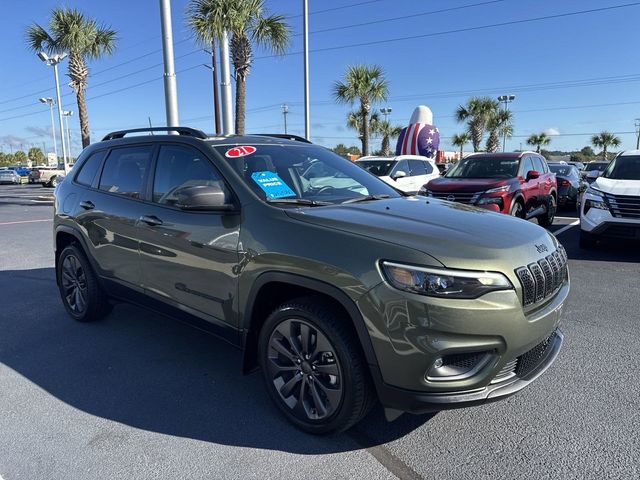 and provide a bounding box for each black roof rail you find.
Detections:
[253,133,312,144]
[102,127,208,141]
